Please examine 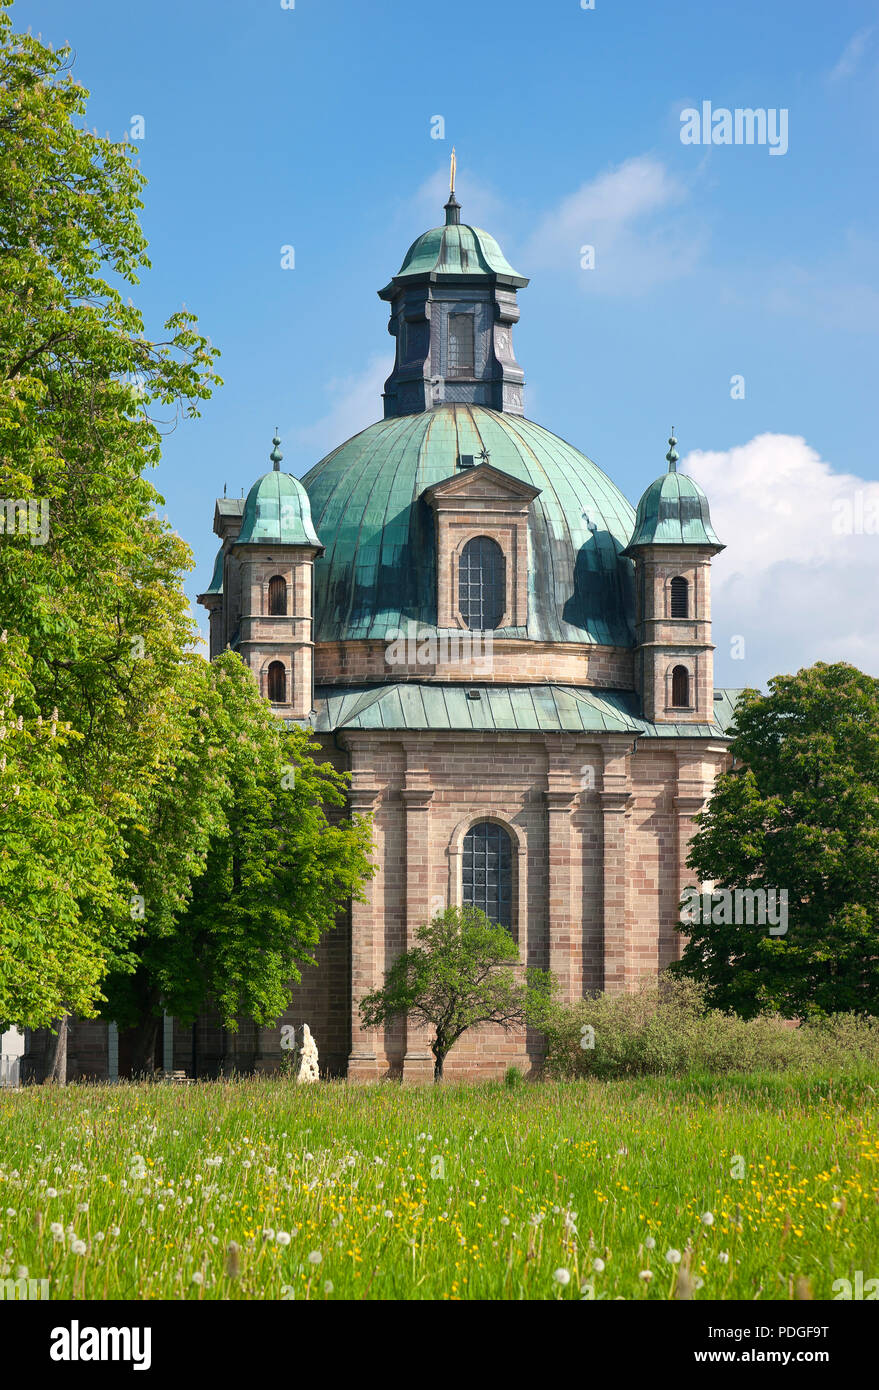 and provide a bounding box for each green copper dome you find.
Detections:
[237,468,322,549]
[624,436,723,552]
[390,223,527,286]
[302,403,636,646]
